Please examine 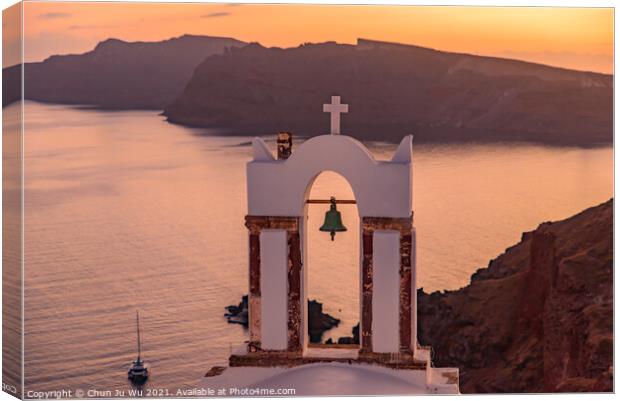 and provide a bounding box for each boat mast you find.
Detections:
[136,310,141,360]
